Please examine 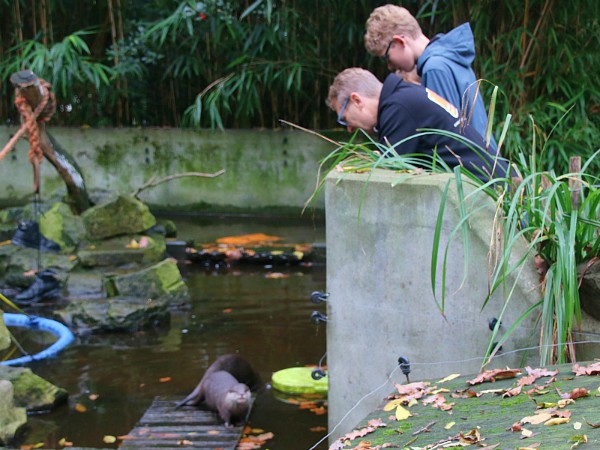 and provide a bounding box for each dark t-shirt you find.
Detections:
[377,74,509,182]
